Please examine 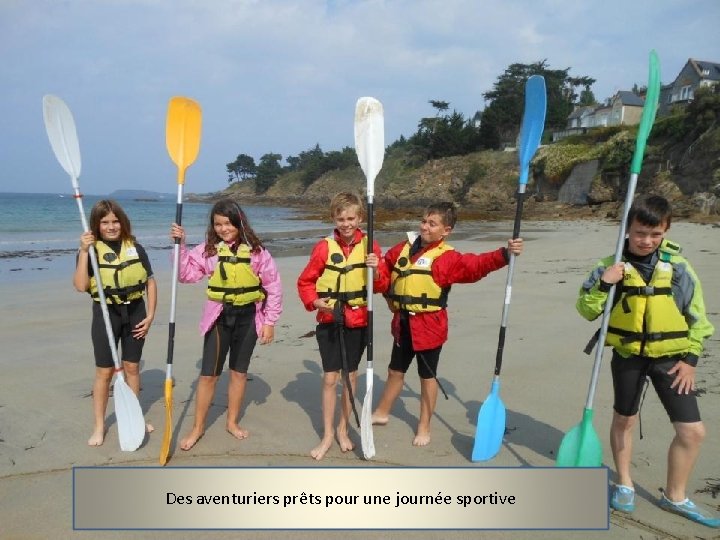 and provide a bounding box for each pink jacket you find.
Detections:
[177,242,283,335]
